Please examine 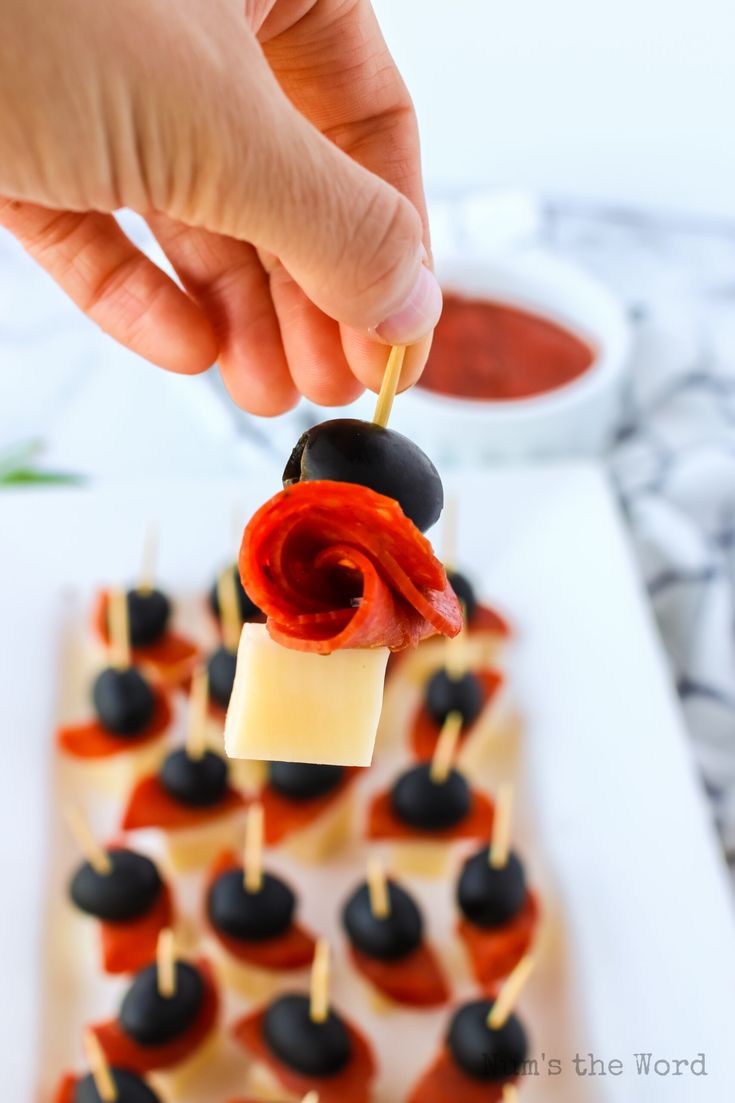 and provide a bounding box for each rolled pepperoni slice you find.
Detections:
[240,482,462,654]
